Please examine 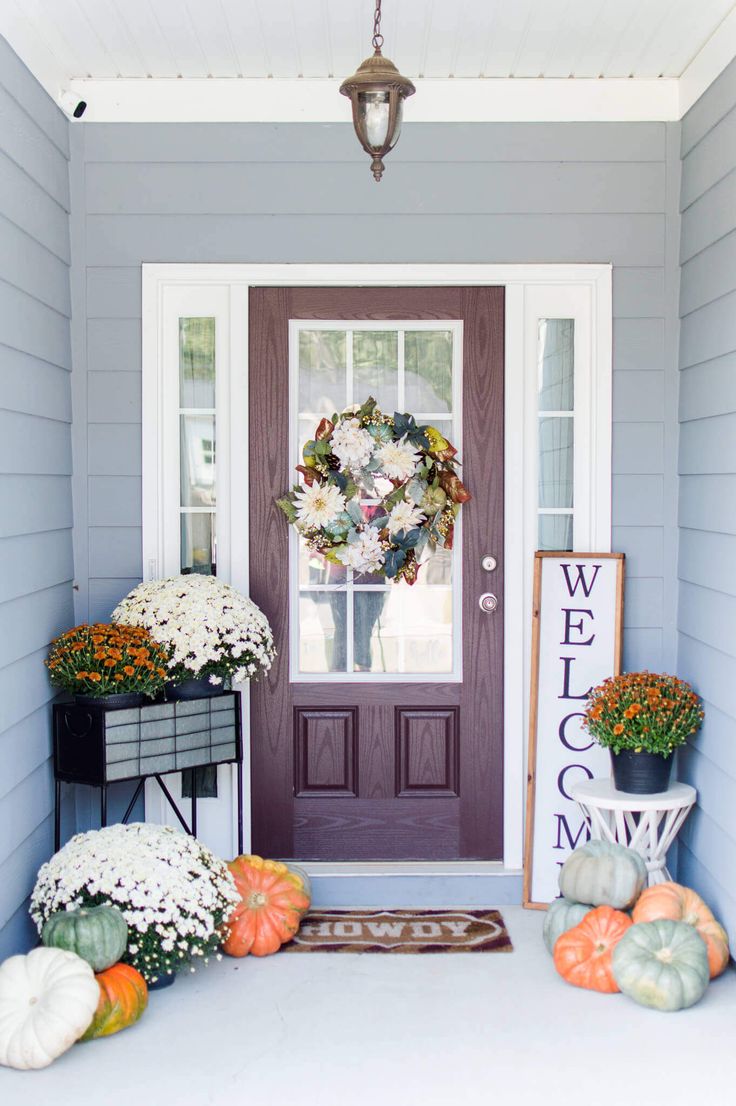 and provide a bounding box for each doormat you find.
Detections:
[282,909,512,954]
